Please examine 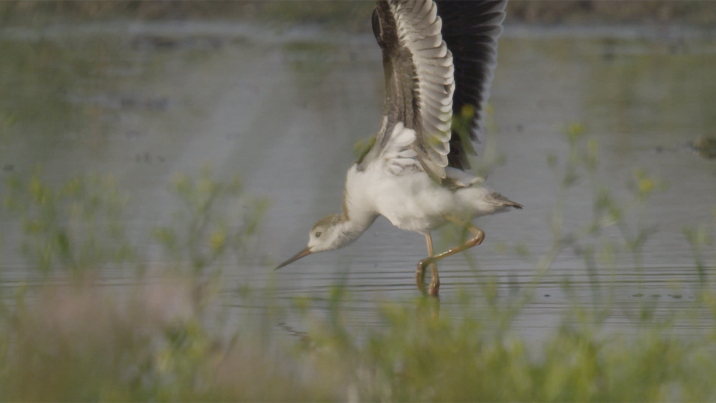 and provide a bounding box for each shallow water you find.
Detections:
[1,22,715,339]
